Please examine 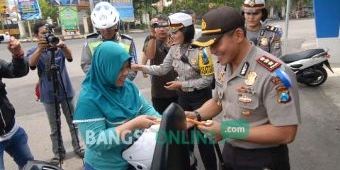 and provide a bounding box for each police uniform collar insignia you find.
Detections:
[266,25,278,32]
[256,55,281,72]
[245,71,257,86]
[239,62,249,76]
